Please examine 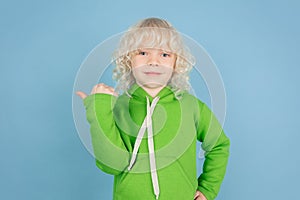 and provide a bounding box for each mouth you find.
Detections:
[144,72,162,76]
